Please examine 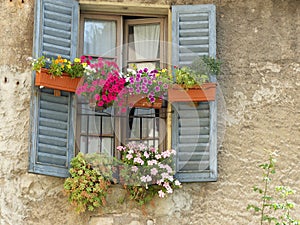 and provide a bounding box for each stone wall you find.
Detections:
[0,0,299,224]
